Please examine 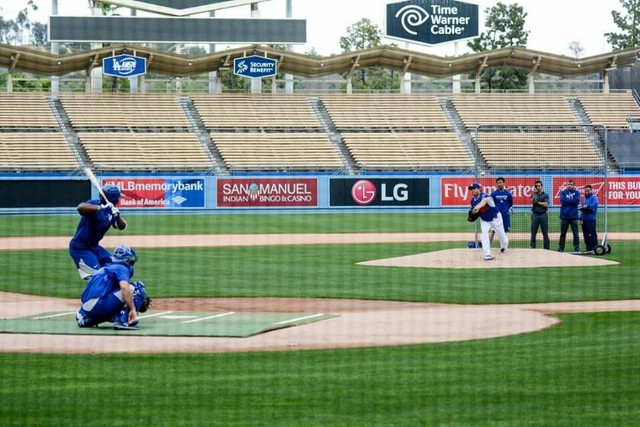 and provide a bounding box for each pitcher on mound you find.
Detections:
[468,183,509,261]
